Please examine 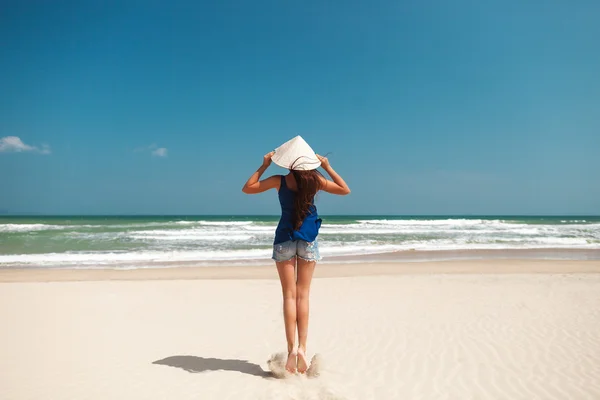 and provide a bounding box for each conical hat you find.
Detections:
[272,135,321,170]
